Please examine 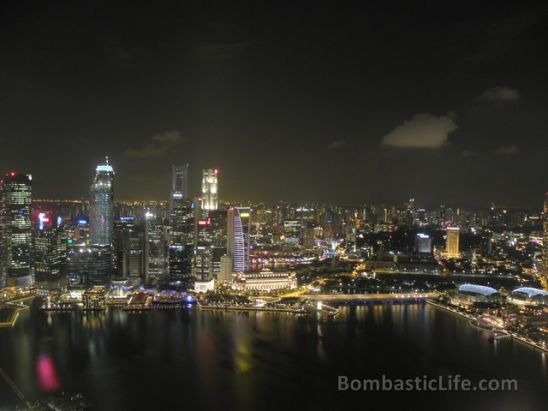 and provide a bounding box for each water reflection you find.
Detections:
[36,354,60,392]
[0,304,546,410]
